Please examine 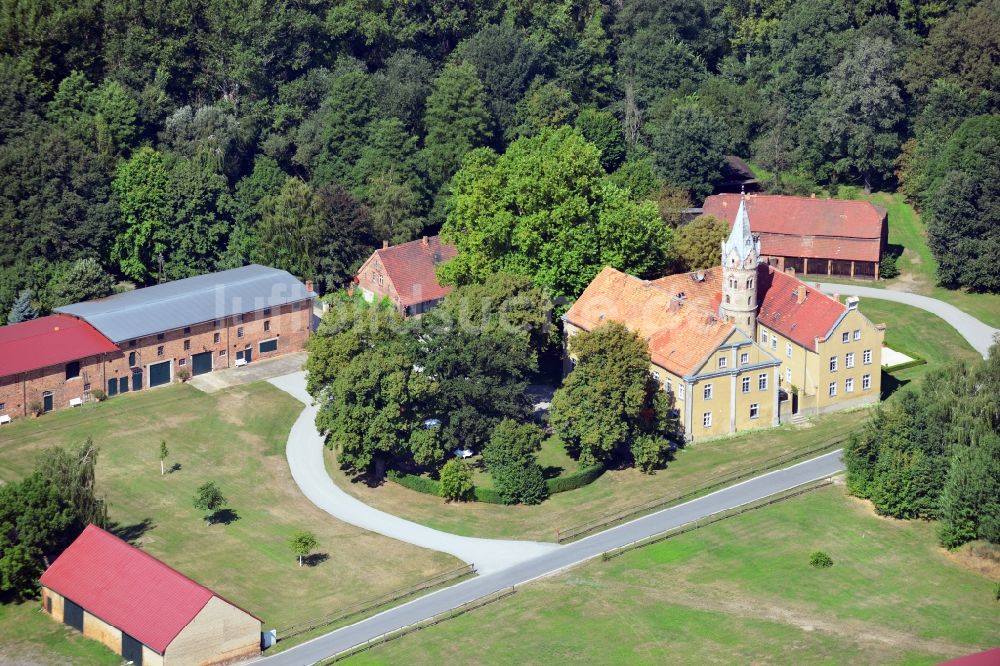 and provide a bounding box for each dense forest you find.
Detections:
[2,0,998,323]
